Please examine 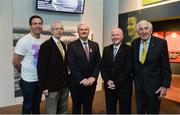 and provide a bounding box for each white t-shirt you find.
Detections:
[15,33,46,82]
